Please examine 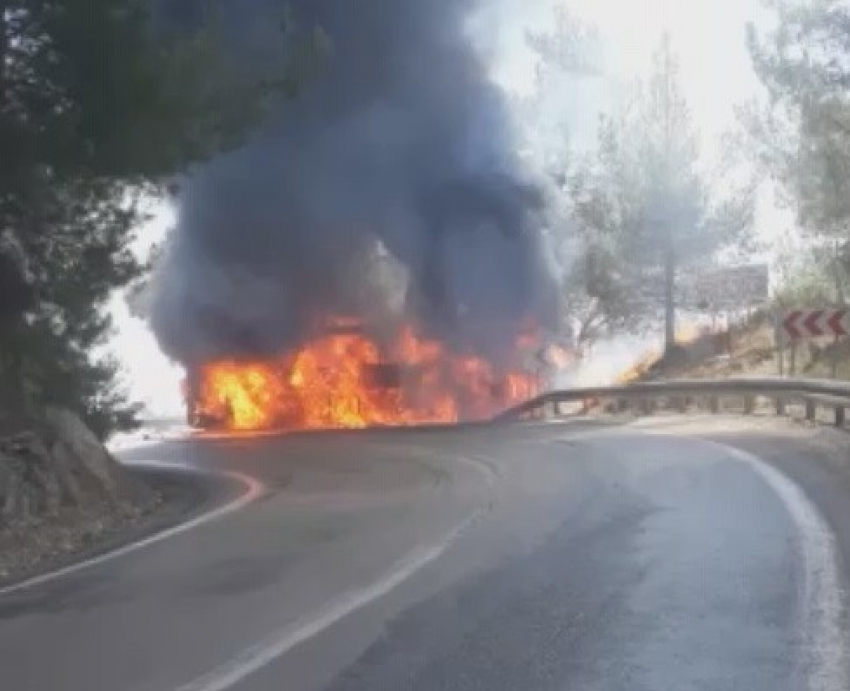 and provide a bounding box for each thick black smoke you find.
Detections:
[150,0,557,365]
